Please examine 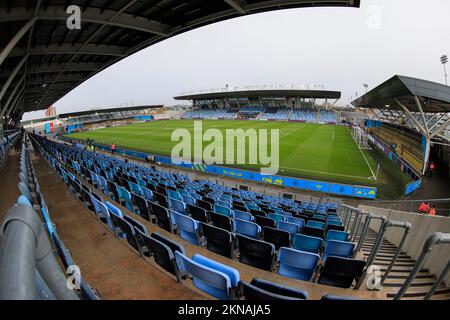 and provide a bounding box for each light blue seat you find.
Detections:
[105,201,123,218]
[277,221,299,236]
[141,186,153,201]
[268,213,285,223]
[17,195,33,208]
[183,195,196,205]
[117,186,133,211]
[214,204,231,217]
[287,217,305,230]
[323,240,355,260]
[216,201,231,208]
[169,197,186,215]
[233,210,254,221]
[307,220,325,229]
[234,219,261,239]
[128,181,142,196]
[175,252,239,300]
[171,211,201,245]
[292,234,323,254]
[168,190,181,200]
[327,219,342,226]
[92,198,114,230]
[325,230,349,245]
[97,175,108,194]
[277,247,320,281]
